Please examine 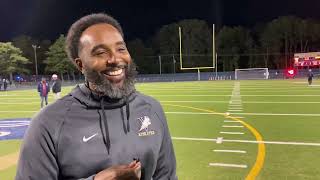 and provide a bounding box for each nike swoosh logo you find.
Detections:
[83,133,98,142]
